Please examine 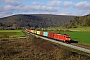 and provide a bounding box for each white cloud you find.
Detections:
[0,0,59,18]
[17,5,58,12]
[0,9,14,18]
[74,10,90,16]
[63,1,73,7]
[73,1,90,16]
[32,2,42,5]
[0,6,3,12]
[4,5,14,11]
[0,0,20,18]
[48,0,62,7]
[74,1,90,10]
[5,0,20,6]
[0,5,15,13]
[0,0,90,18]
[0,0,21,6]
